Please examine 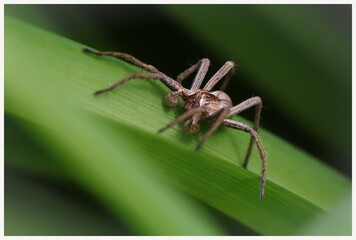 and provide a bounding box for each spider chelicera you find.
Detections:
[83,48,267,200]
